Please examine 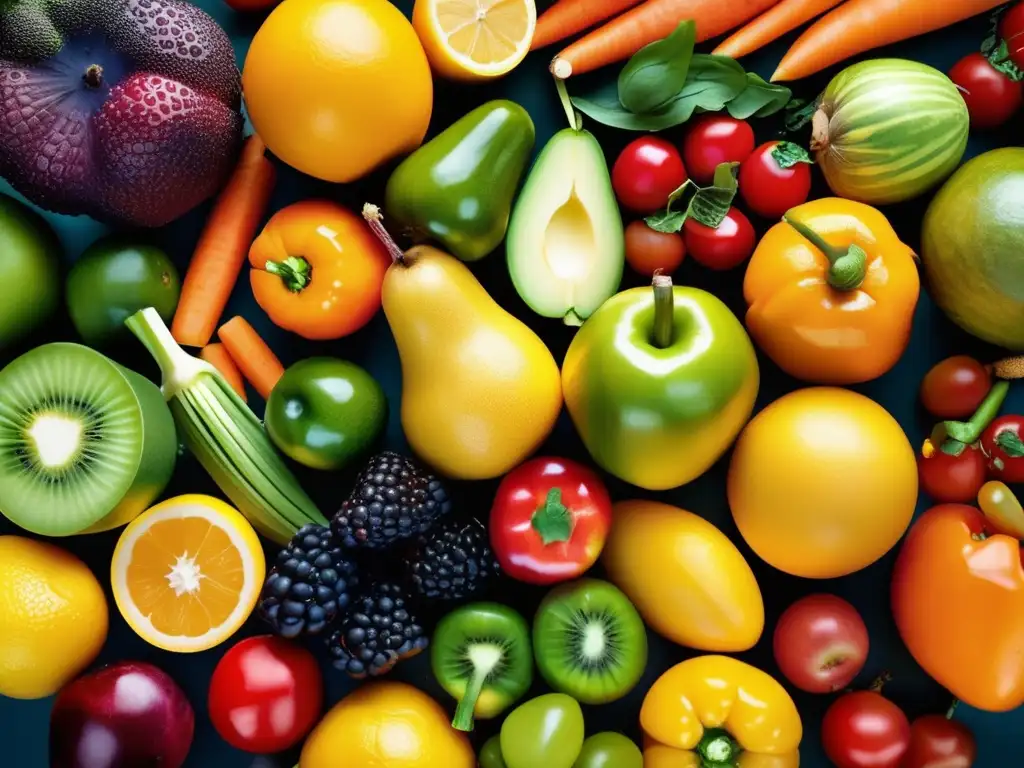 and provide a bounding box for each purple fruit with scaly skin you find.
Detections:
[0,0,243,227]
